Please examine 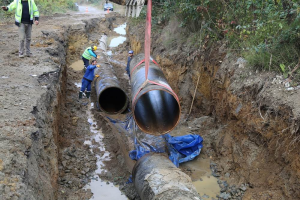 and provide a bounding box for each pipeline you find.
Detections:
[94,35,128,114]
[130,53,181,135]
[132,153,201,200]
